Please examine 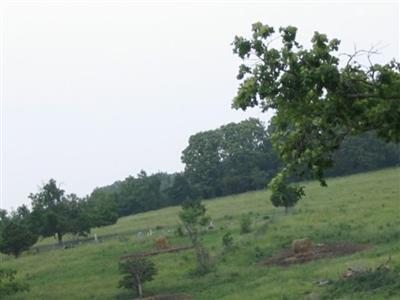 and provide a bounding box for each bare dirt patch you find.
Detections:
[259,242,371,267]
[135,294,193,300]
